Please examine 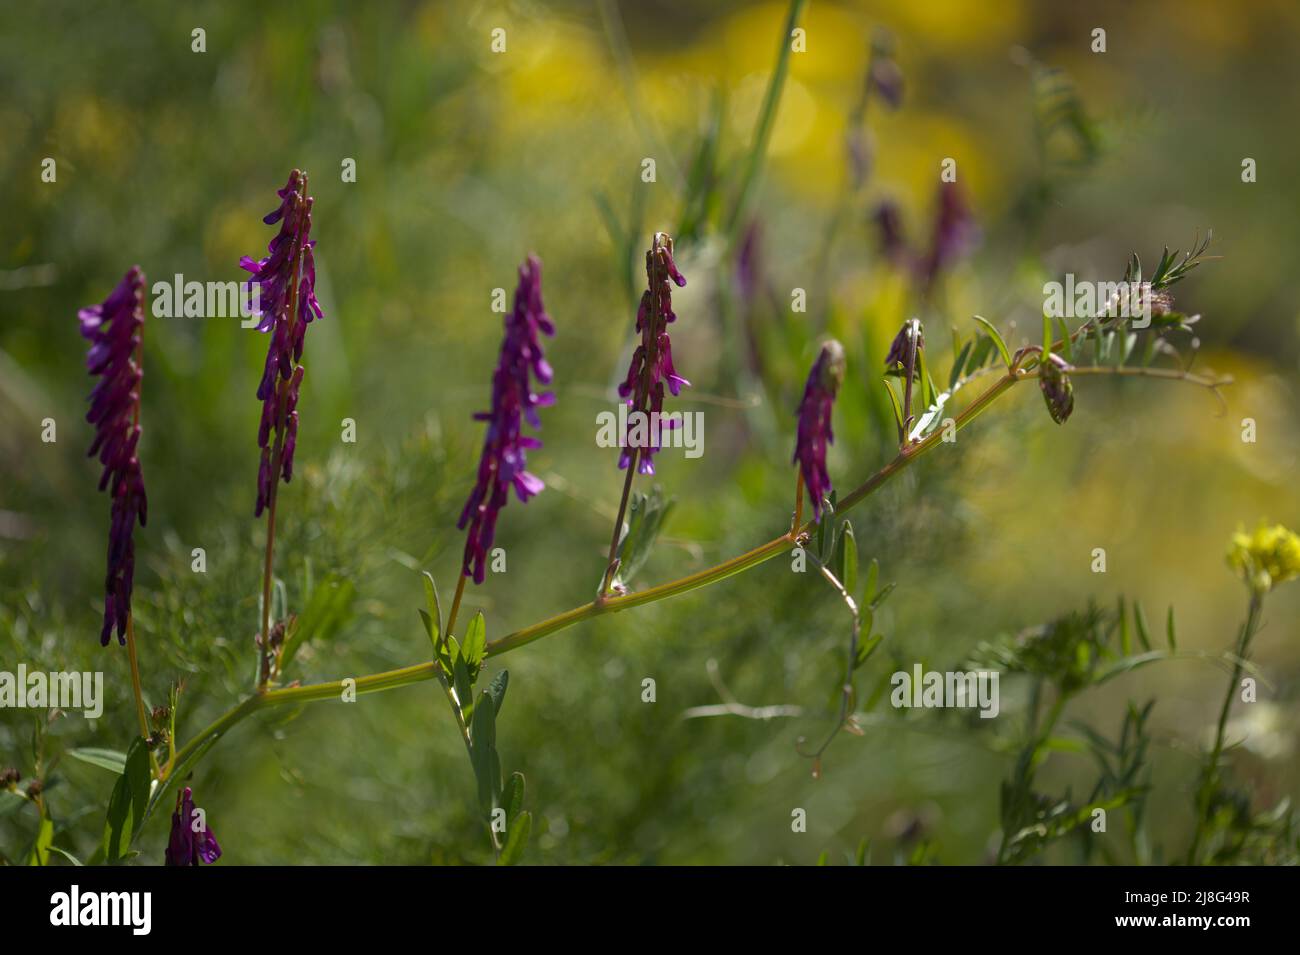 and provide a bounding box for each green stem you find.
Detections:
[162,363,1218,801]
[726,0,807,241]
[1187,592,1263,864]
